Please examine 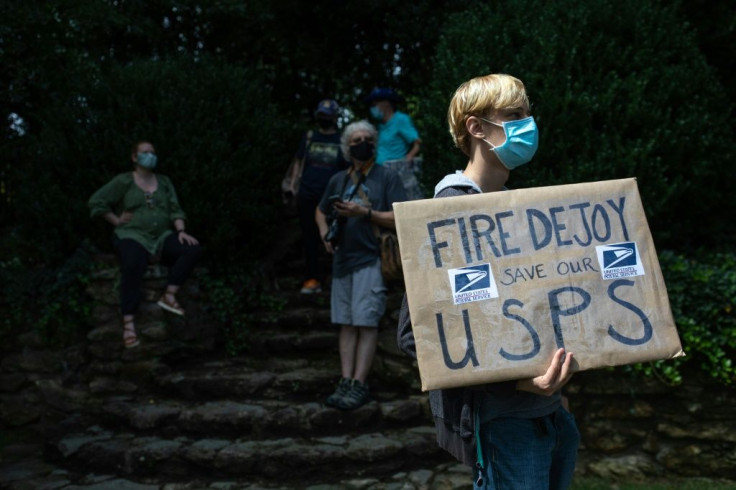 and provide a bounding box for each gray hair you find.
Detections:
[340,120,378,160]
